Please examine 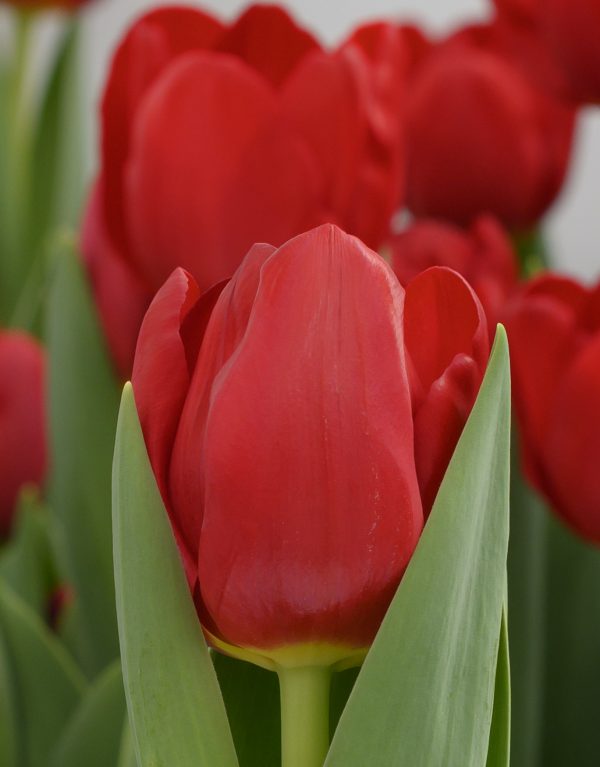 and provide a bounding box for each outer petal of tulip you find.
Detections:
[217,4,320,87]
[543,0,600,104]
[391,215,518,335]
[493,0,541,26]
[404,267,489,515]
[167,225,423,658]
[81,180,152,380]
[125,52,322,291]
[503,275,587,487]
[102,7,225,251]
[405,39,575,228]
[0,333,47,537]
